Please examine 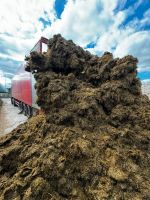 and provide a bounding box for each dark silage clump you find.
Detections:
[0,34,150,200]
